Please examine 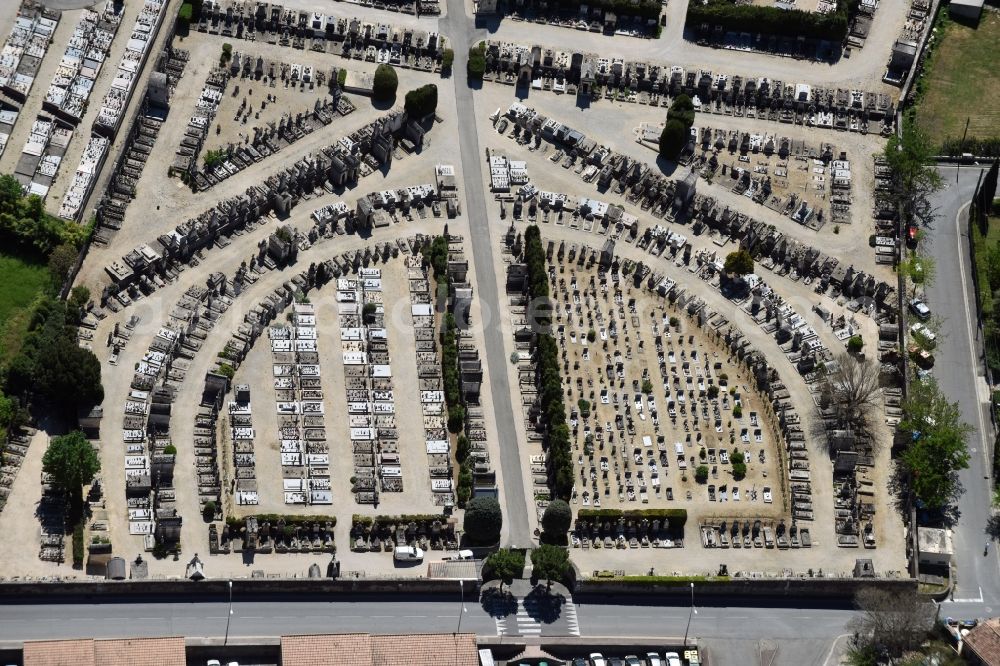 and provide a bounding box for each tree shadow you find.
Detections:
[653,155,679,178]
[372,95,397,111]
[986,514,1000,541]
[523,586,565,624]
[479,586,518,618]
